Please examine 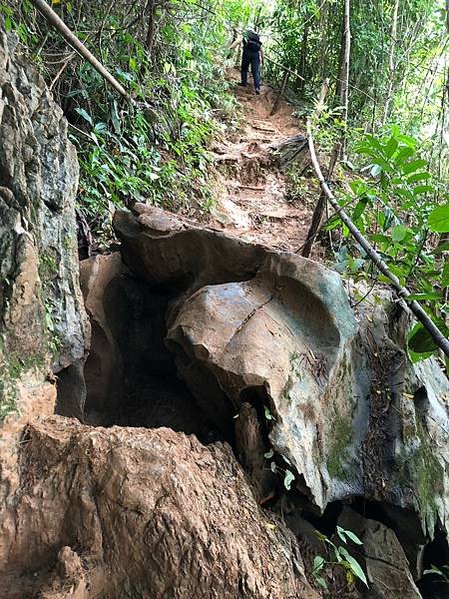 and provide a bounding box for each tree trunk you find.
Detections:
[301,142,340,258]
[271,71,290,115]
[383,0,400,124]
[298,20,309,93]
[339,0,351,159]
[447,0,449,33]
[144,0,157,58]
